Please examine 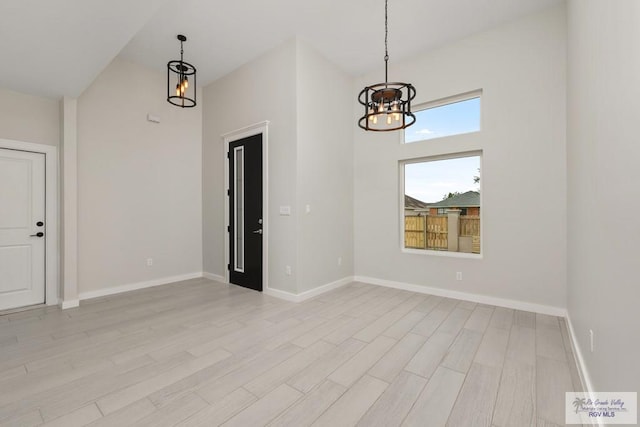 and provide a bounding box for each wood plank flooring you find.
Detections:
[0,279,583,426]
